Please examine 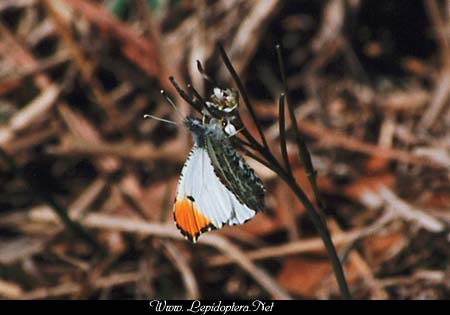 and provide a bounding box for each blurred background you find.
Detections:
[0,0,450,300]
